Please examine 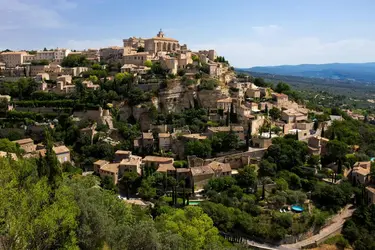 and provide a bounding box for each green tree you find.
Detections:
[138,177,156,201]
[0,138,21,154]
[185,139,212,158]
[259,159,277,177]
[156,206,225,250]
[236,164,257,189]
[144,60,153,67]
[275,82,291,93]
[119,171,139,199]
[61,54,89,67]
[269,107,282,120]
